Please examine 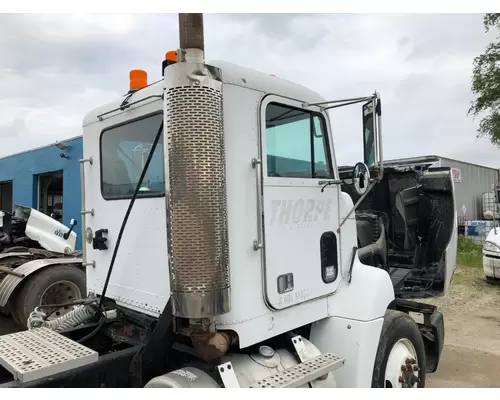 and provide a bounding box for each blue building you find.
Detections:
[0,136,83,250]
